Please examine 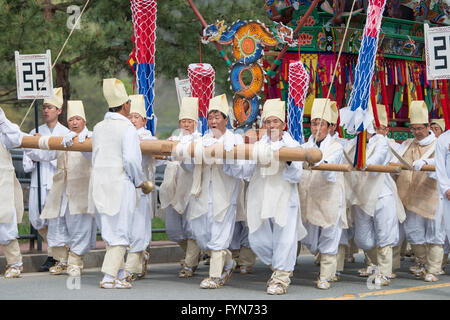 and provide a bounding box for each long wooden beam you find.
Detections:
[19,136,323,163]
[309,163,402,173]
[389,162,436,172]
[19,136,435,172]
